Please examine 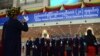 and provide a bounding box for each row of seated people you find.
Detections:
[25,30,99,56]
